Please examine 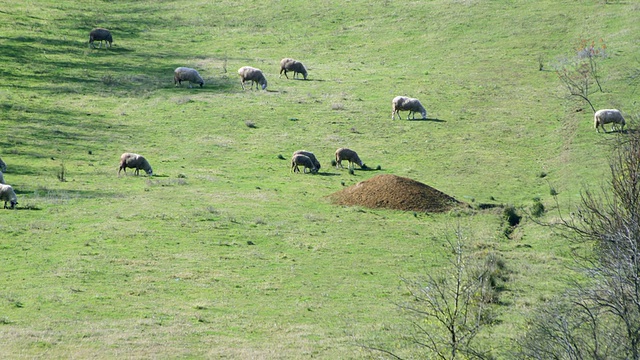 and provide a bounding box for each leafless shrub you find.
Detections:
[363,226,496,359]
[554,39,607,112]
[518,128,640,359]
